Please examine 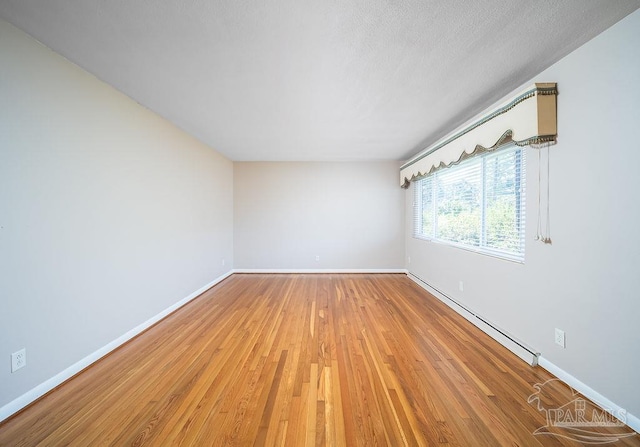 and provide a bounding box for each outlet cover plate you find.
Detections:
[11,348,26,373]
[555,328,566,348]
